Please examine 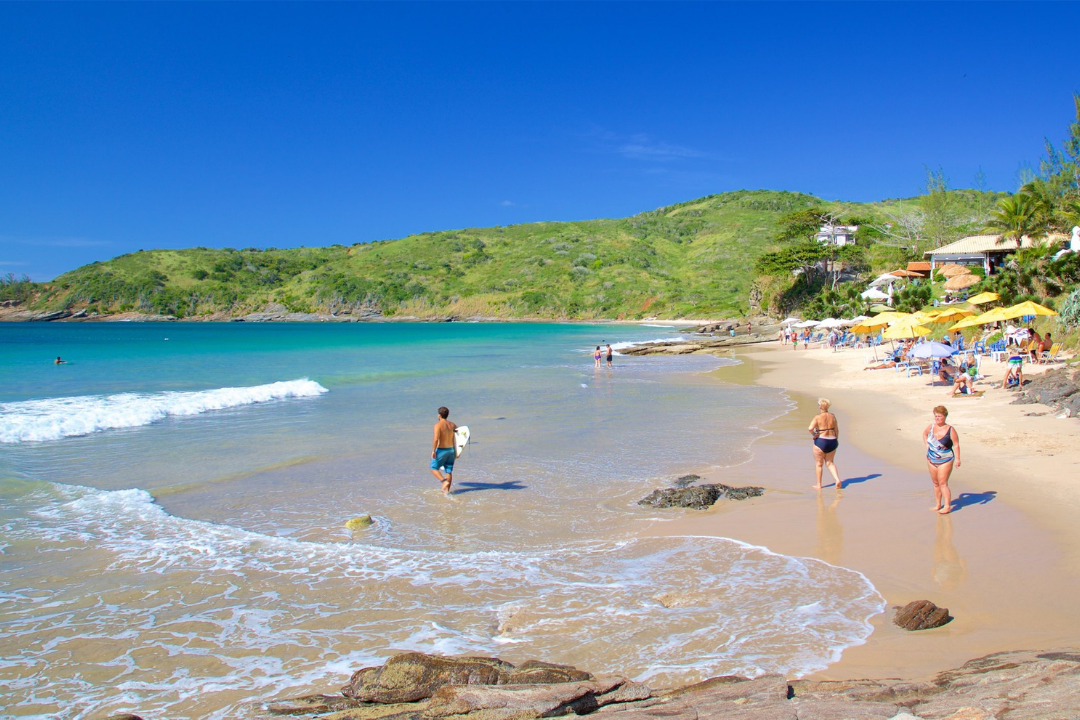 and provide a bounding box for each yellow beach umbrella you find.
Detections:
[948,306,1010,331]
[926,307,974,323]
[873,311,911,324]
[909,310,940,324]
[882,322,931,339]
[1001,300,1058,319]
[967,291,1000,306]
